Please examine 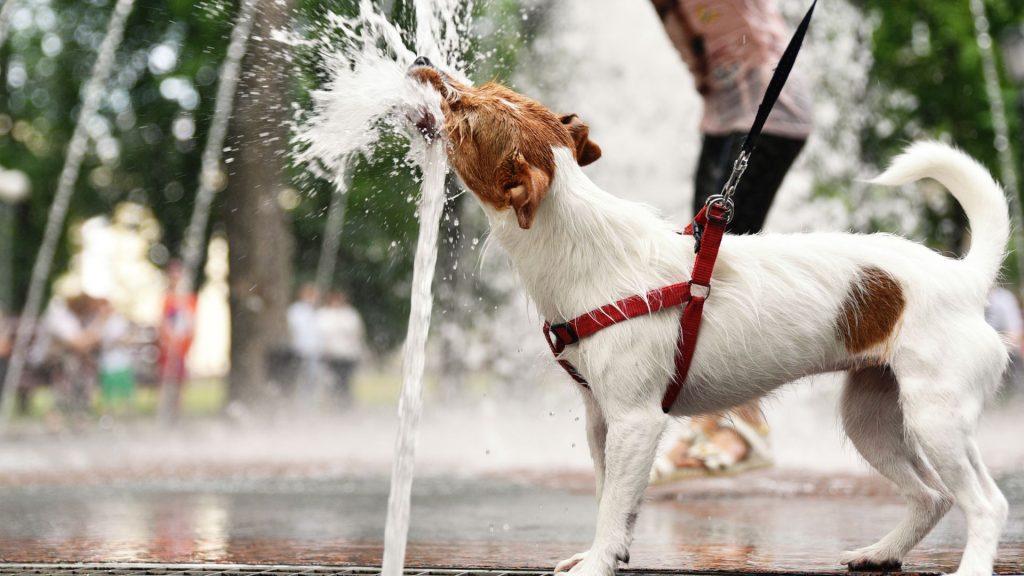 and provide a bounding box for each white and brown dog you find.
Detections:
[409,59,1010,576]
